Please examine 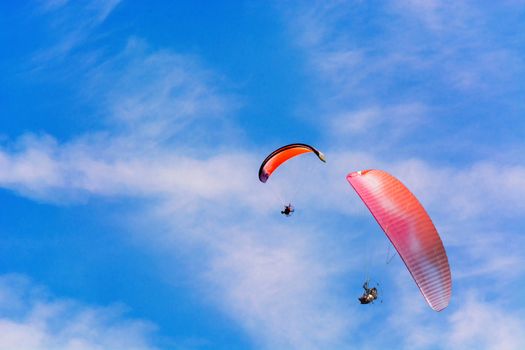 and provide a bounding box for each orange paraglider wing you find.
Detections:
[259,143,325,183]
[347,170,451,311]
